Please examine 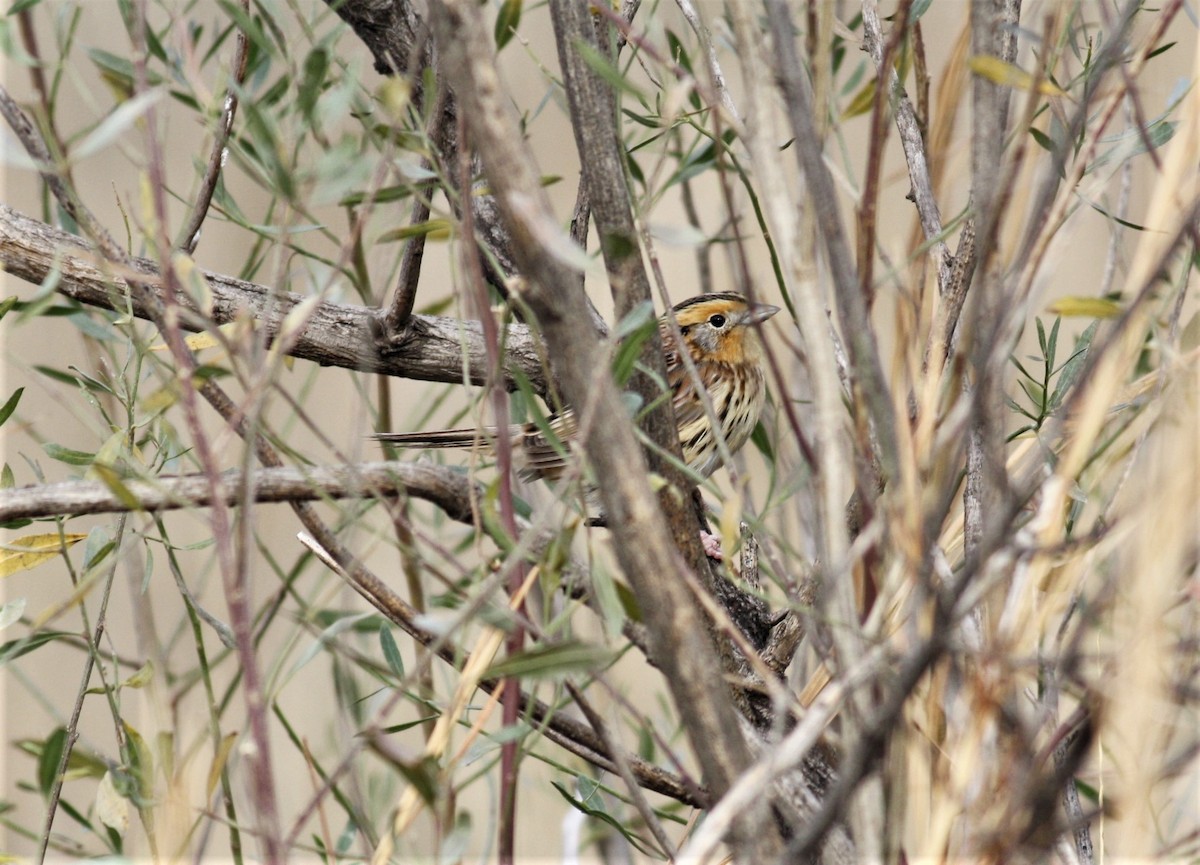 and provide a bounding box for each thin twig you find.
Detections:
[177,3,250,254]
[36,516,128,865]
[860,0,951,293]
